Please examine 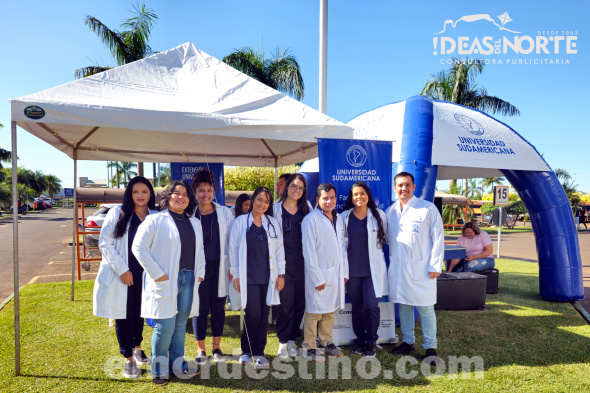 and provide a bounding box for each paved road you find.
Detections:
[0,208,99,302]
